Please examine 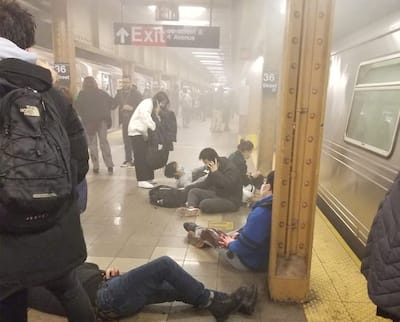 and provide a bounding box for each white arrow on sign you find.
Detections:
[116,27,129,44]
